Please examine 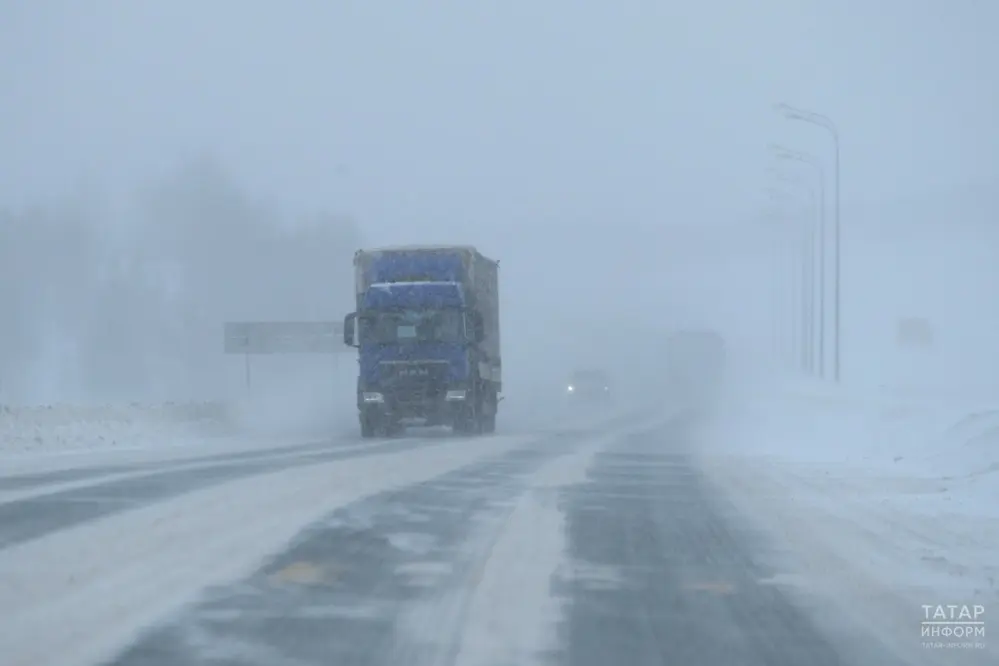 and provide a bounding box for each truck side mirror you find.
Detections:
[343,313,357,347]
